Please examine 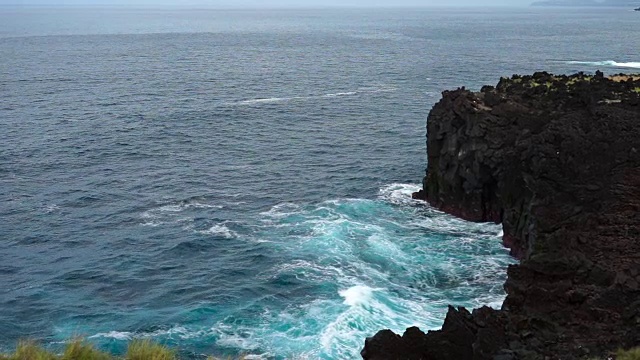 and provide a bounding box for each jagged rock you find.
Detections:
[362,306,508,360]
[363,72,640,359]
